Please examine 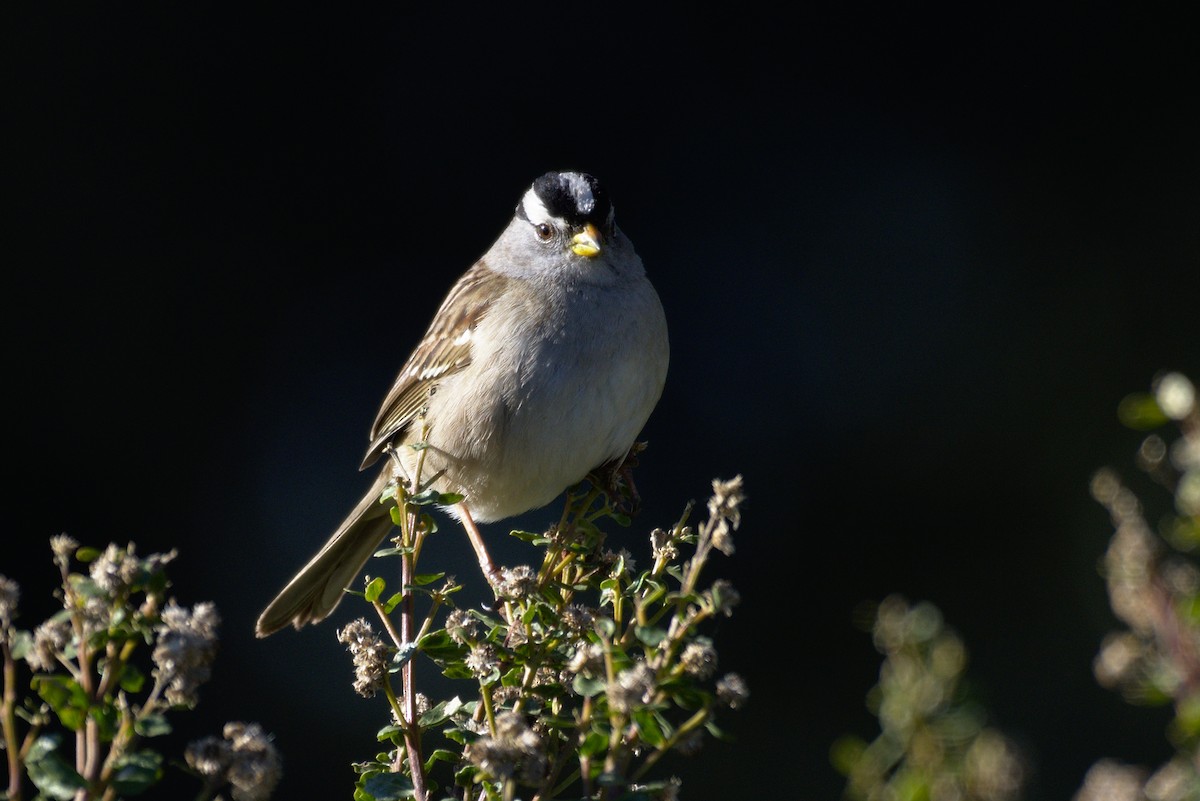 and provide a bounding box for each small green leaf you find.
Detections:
[374,545,414,557]
[416,630,464,660]
[632,709,666,746]
[75,546,100,562]
[595,617,617,639]
[134,713,172,738]
[390,642,419,672]
[365,576,386,603]
[10,629,33,660]
[376,723,405,742]
[1118,392,1169,430]
[579,729,608,757]
[410,488,462,506]
[360,771,416,800]
[417,696,463,728]
[634,625,667,646]
[507,529,542,543]
[111,749,163,795]
[32,675,89,731]
[704,719,733,741]
[383,592,406,614]
[26,735,87,800]
[422,748,460,772]
[119,662,146,693]
[572,674,606,698]
[93,703,119,741]
[1174,693,1200,738]
[442,727,468,745]
[412,572,445,586]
